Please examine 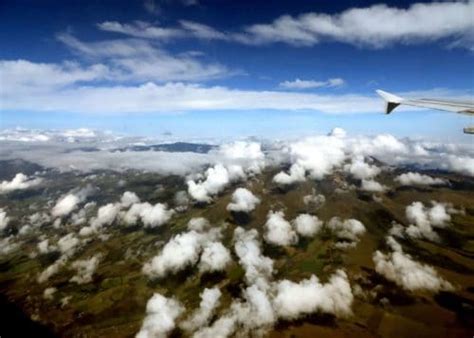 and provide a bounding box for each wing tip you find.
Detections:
[376,89,403,114]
